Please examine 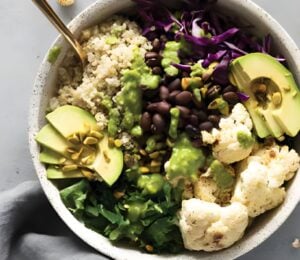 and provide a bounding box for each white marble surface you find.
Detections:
[0,0,299,259]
